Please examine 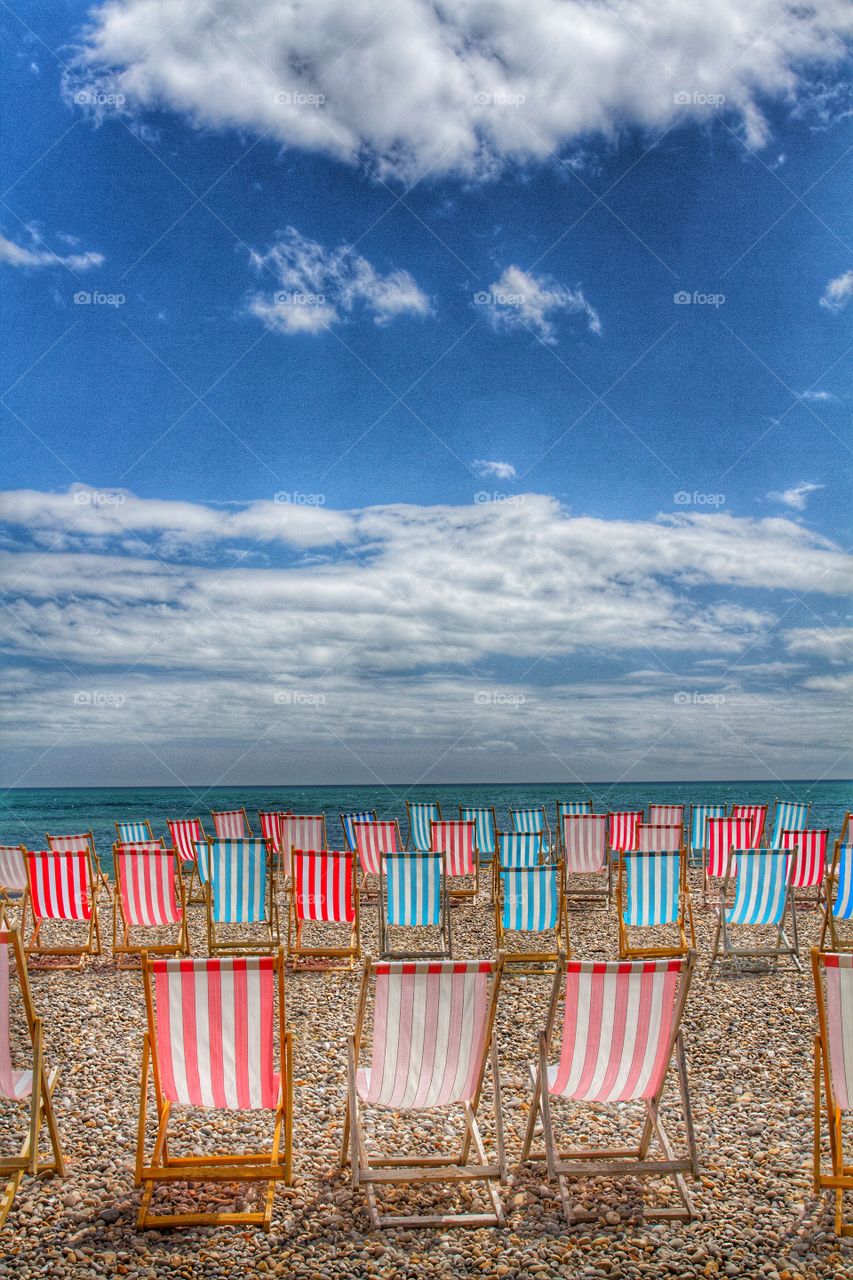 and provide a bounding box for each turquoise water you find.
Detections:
[1,781,850,875]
